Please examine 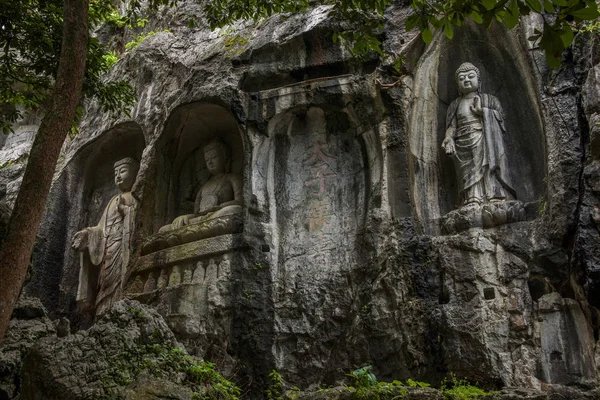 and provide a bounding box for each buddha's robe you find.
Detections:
[77,192,135,315]
[446,93,516,204]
